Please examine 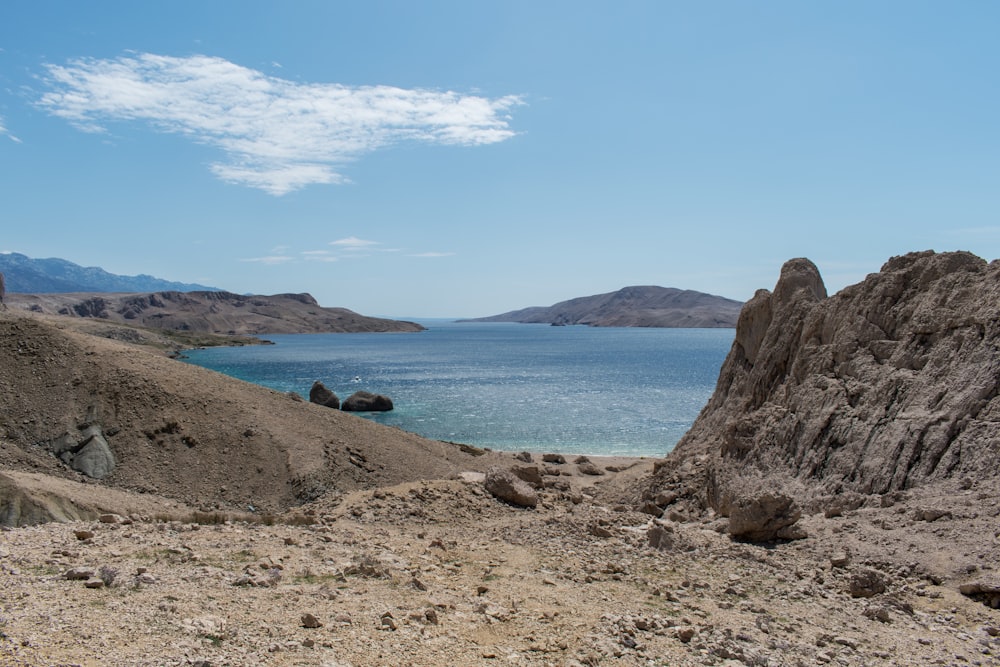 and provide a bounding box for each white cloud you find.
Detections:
[0,117,22,143]
[37,53,523,195]
[302,250,338,262]
[330,236,379,250]
[240,255,294,265]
